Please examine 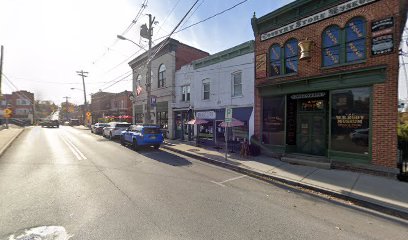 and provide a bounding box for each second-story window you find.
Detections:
[284,39,299,74]
[136,74,141,86]
[158,64,166,88]
[203,80,210,100]
[323,25,340,67]
[232,71,242,97]
[269,44,281,77]
[346,17,366,63]
[181,85,190,102]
